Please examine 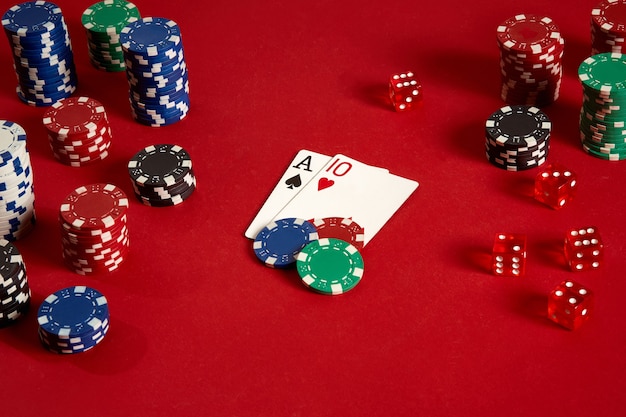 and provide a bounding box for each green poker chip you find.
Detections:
[296,238,364,295]
[82,0,140,72]
[578,53,626,94]
[578,53,626,159]
[81,0,140,34]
